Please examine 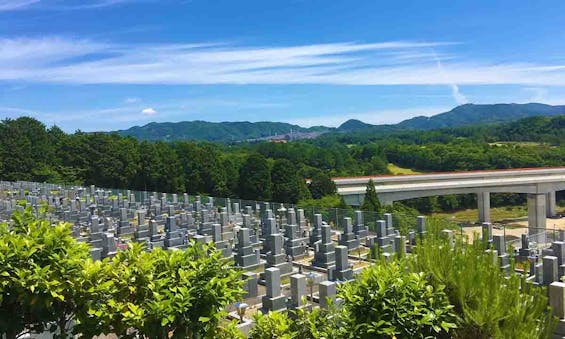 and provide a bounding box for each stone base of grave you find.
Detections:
[149,239,165,249]
[89,239,103,249]
[242,272,259,299]
[235,247,261,269]
[312,251,335,269]
[377,236,390,247]
[265,251,294,276]
[226,313,253,336]
[118,227,134,236]
[517,248,533,261]
[380,244,393,254]
[218,246,232,258]
[339,233,360,251]
[135,228,150,239]
[191,234,212,243]
[261,295,287,313]
[285,239,308,259]
[498,254,511,272]
[165,236,184,248]
[335,269,354,281]
[264,262,293,277]
[90,248,102,260]
[238,262,264,272]
[355,229,369,241]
